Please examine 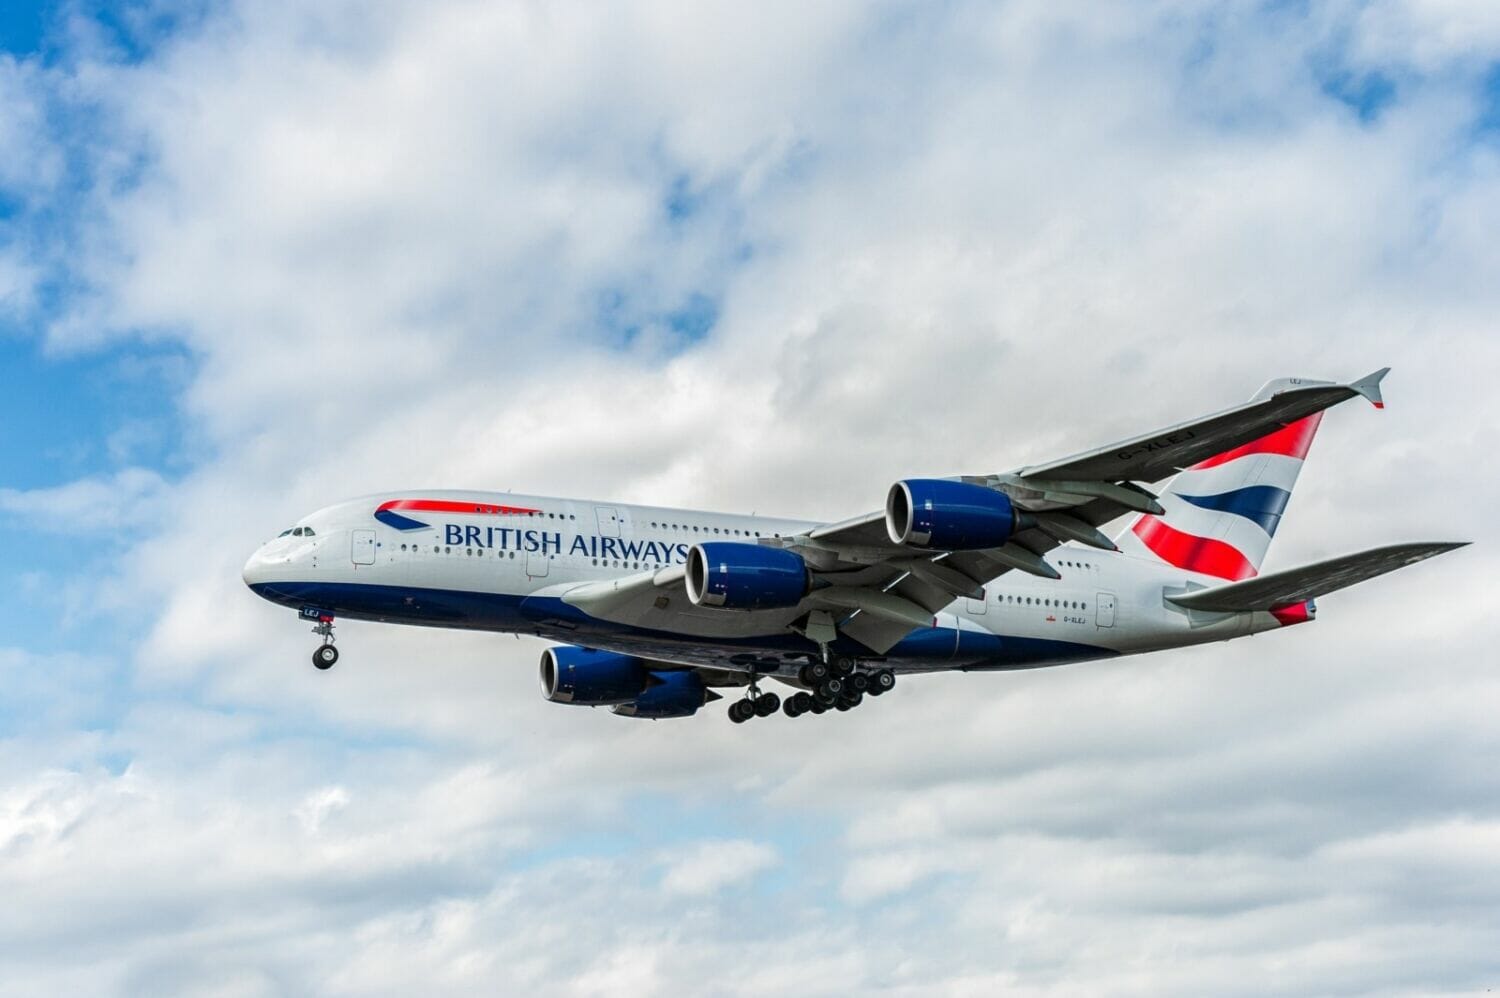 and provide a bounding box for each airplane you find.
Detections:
[242,369,1466,724]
